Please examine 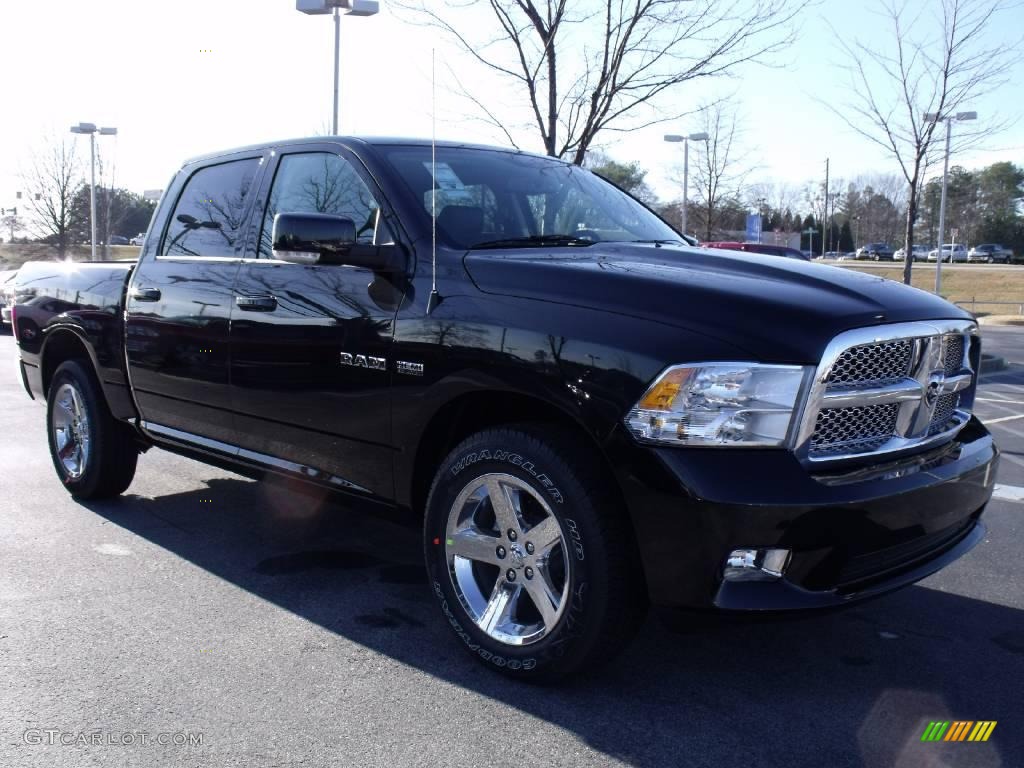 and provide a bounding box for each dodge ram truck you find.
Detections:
[12,137,998,681]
